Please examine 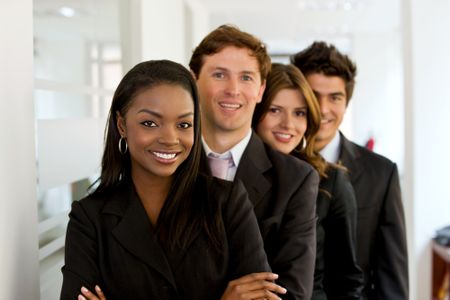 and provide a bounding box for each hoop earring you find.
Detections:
[300,137,307,151]
[118,136,128,154]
